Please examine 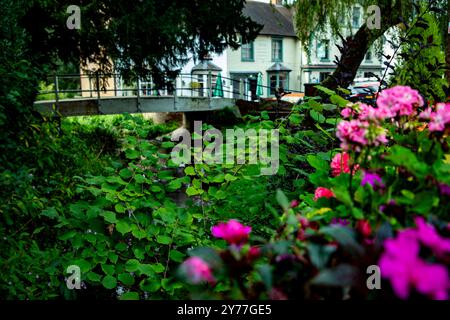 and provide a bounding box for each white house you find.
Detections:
[181,0,385,98]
